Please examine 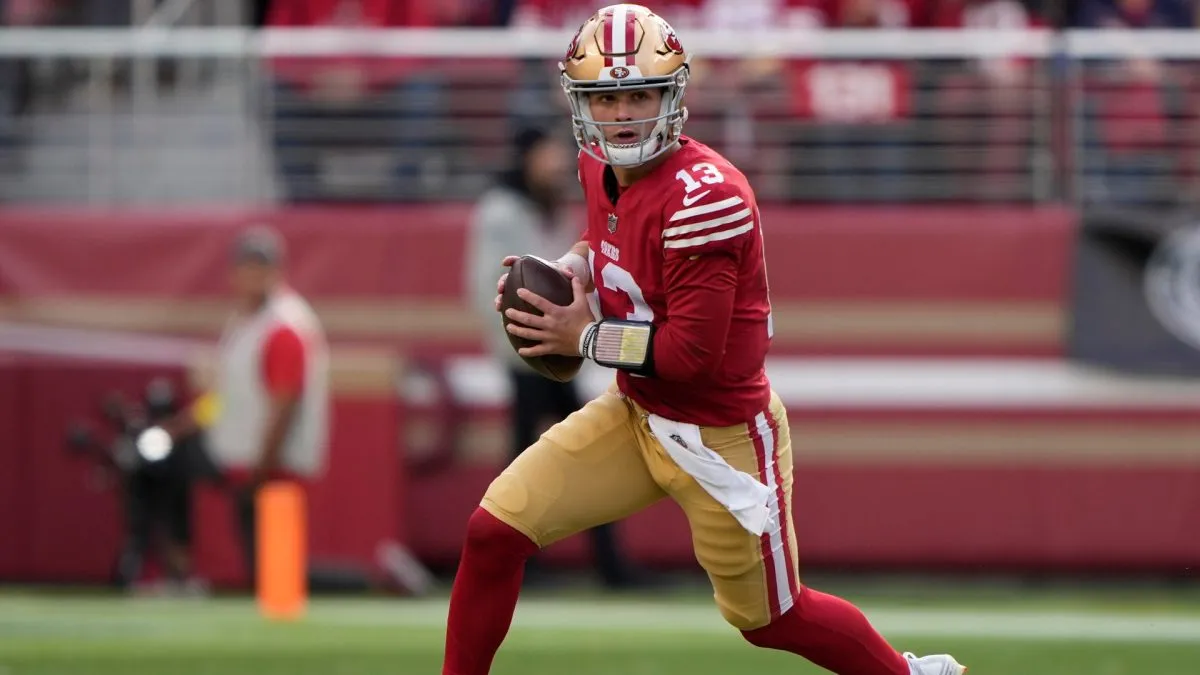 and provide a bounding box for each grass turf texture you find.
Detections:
[2,586,1200,674]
